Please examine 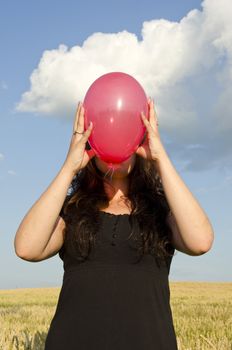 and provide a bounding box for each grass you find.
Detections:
[0,281,231,349]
